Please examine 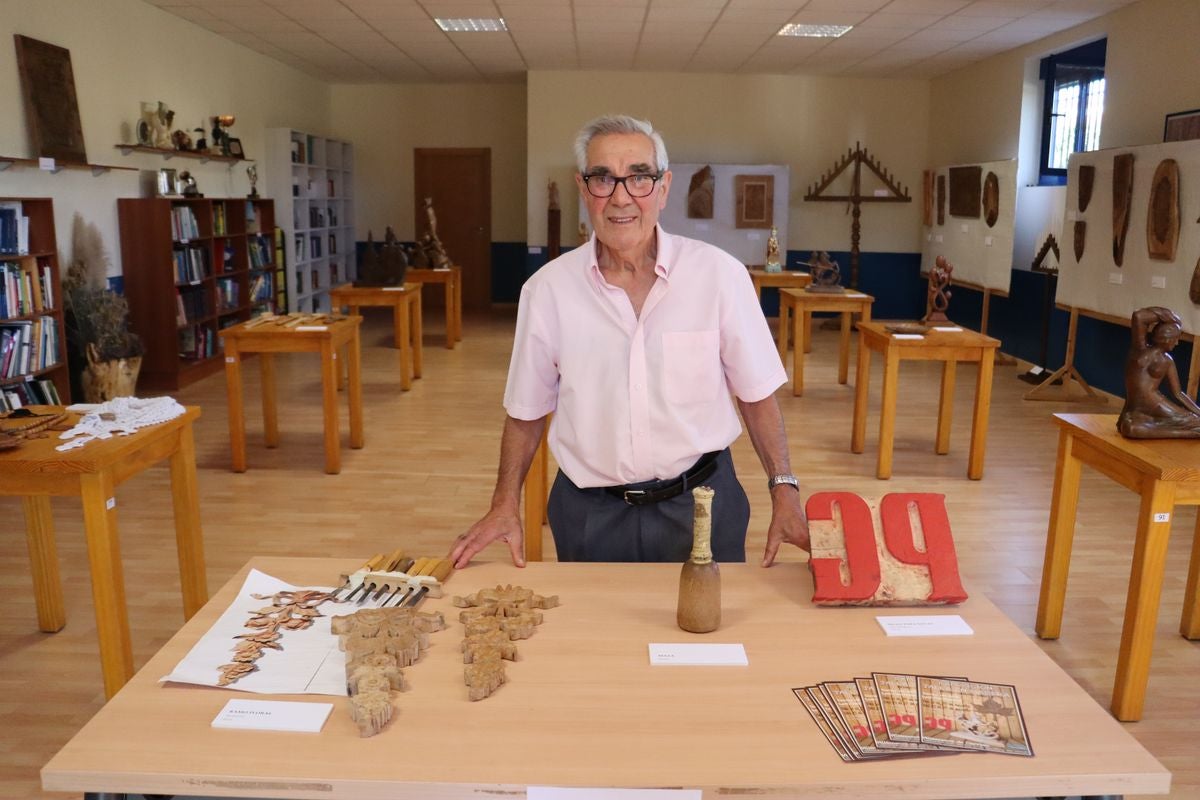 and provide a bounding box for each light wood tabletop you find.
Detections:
[43,557,1169,799]
[1,406,207,699]
[329,282,424,390]
[1038,413,1200,721]
[747,267,812,307]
